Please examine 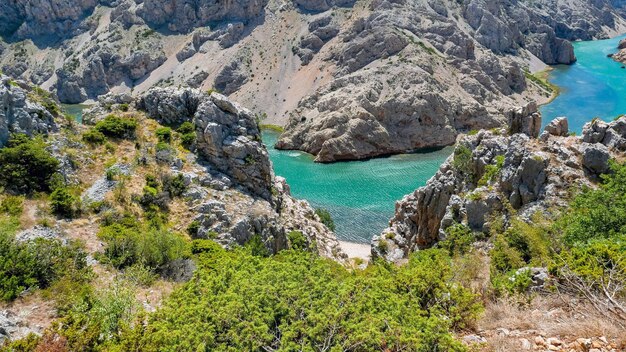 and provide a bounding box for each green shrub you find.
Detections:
[93,115,138,139]
[478,155,505,186]
[177,122,196,149]
[0,134,59,194]
[287,230,307,250]
[122,263,157,287]
[54,281,139,351]
[452,144,472,175]
[0,195,24,216]
[440,223,475,256]
[315,208,336,231]
[559,161,626,245]
[161,173,187,198]
[155,127,172,143]
[0,226,88,301]
[246,234,270,257]
[82,129,106,145]
[186,220,200,237]
[50,187,78,218]
[110,248,480,351]
[97,218,189,270]
[155,141,170,152]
